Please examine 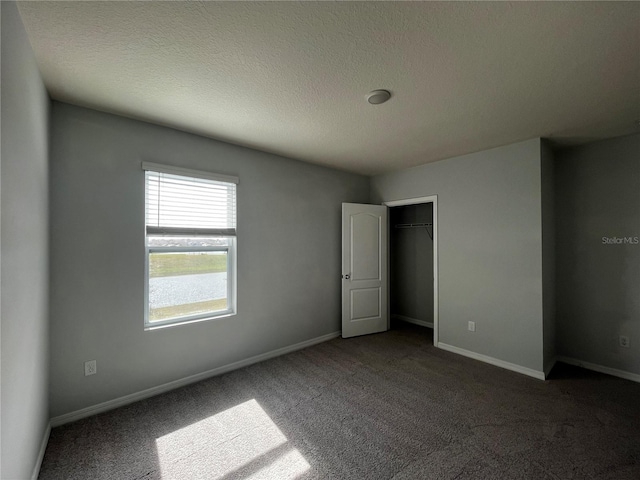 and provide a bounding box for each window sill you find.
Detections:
[144,311,236,331]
